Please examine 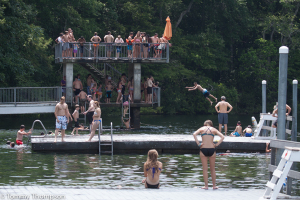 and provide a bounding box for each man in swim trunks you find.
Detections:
[68,28,75,58]
[186,82,217,106]
[16,125,32,145]
[272,103,291,128]
[83,95,95,132]
[215,96,233,135]
[90,32,101,58]
[54,96,72,142]
[151,33,160,58]
[104,31,114,59]
[73,76,83,104]
[78,90,87,113]
[77,36,86,57]
[61,31,69,58]
[127,32,133,58]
